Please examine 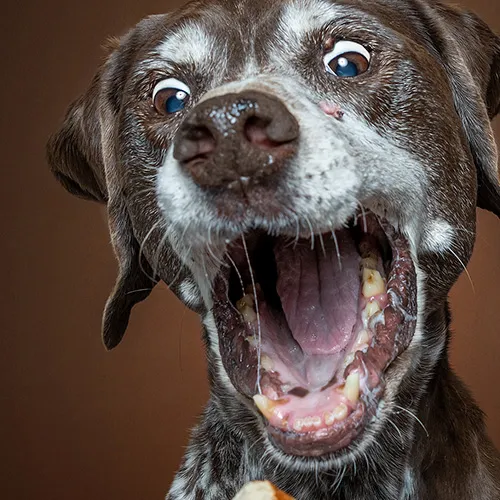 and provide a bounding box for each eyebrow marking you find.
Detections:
[277,0,341,49]
[157,23,218,67]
